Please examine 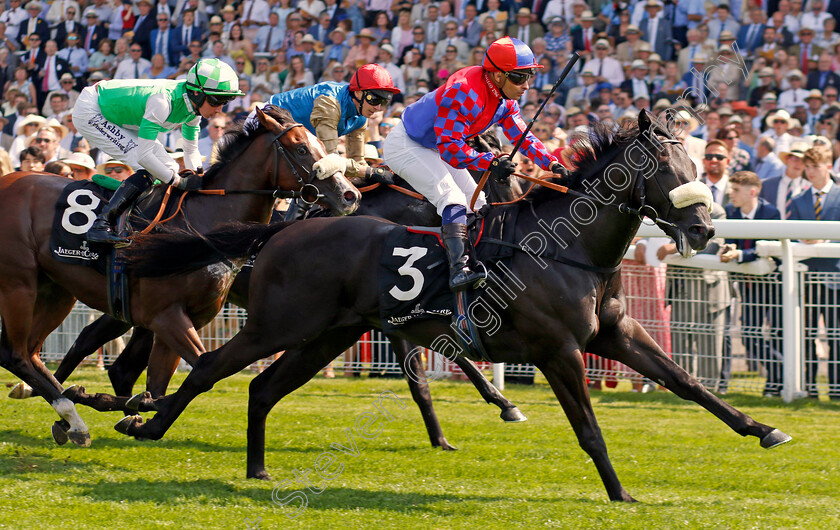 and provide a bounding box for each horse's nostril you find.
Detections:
[343,190,358,204]
[688,224,713,239]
